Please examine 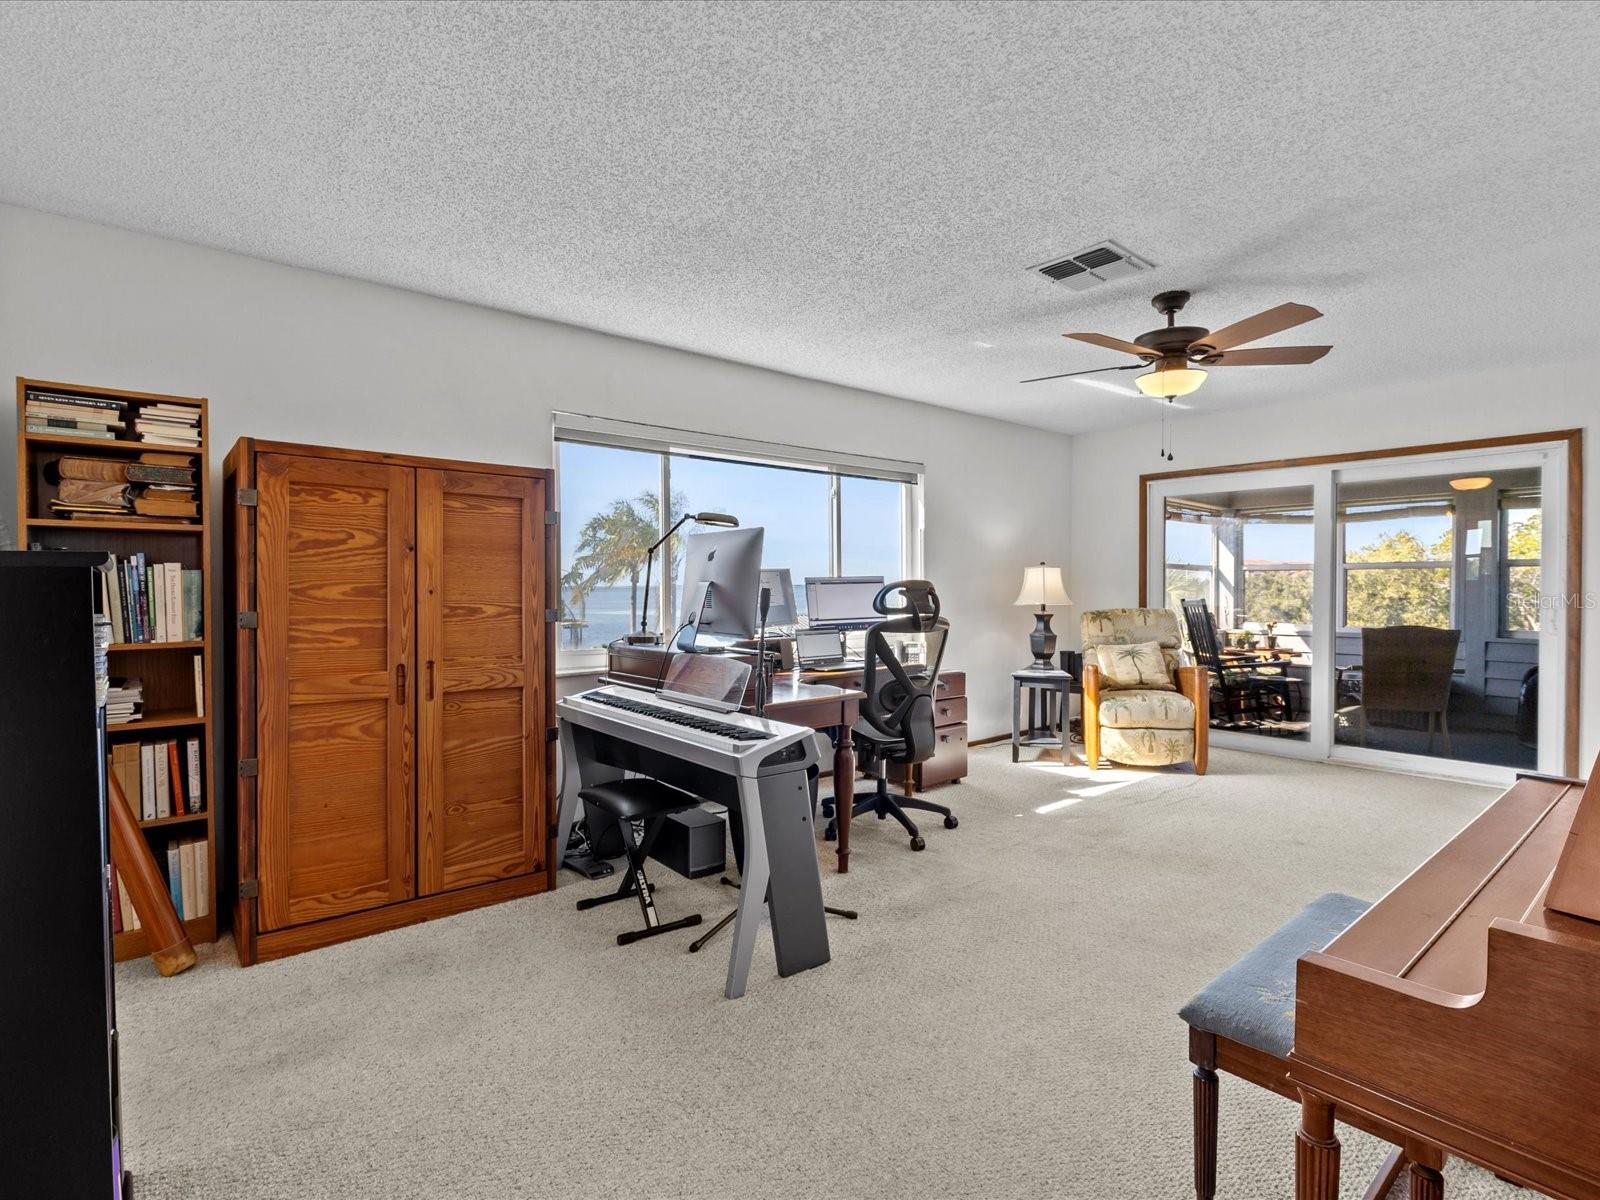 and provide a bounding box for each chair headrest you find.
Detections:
[875,580,941,628]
